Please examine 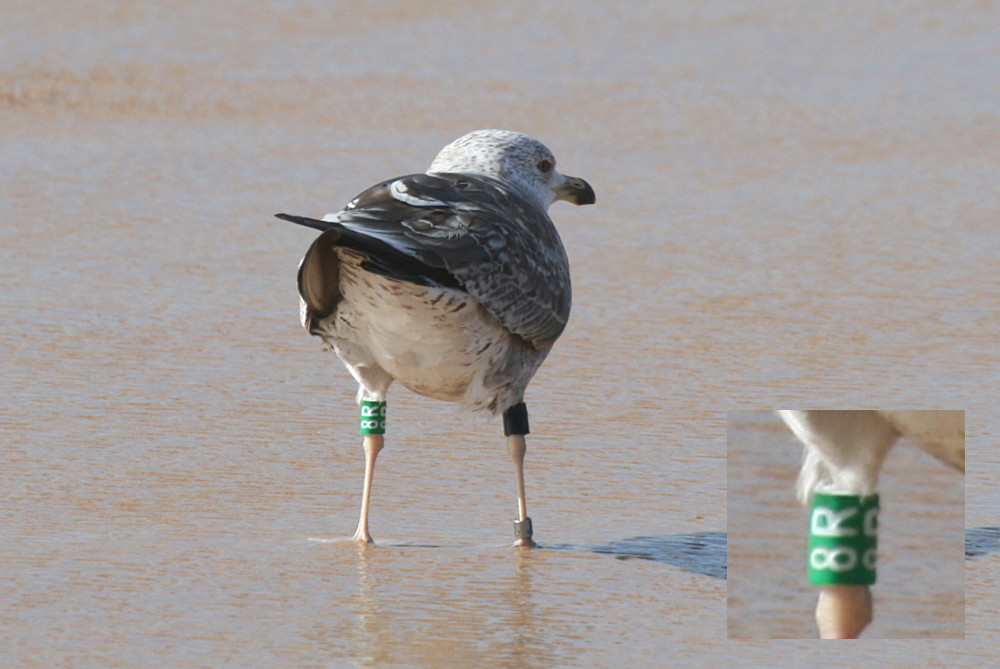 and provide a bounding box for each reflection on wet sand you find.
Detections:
[327,534,725,666]
[345,541,557,667]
